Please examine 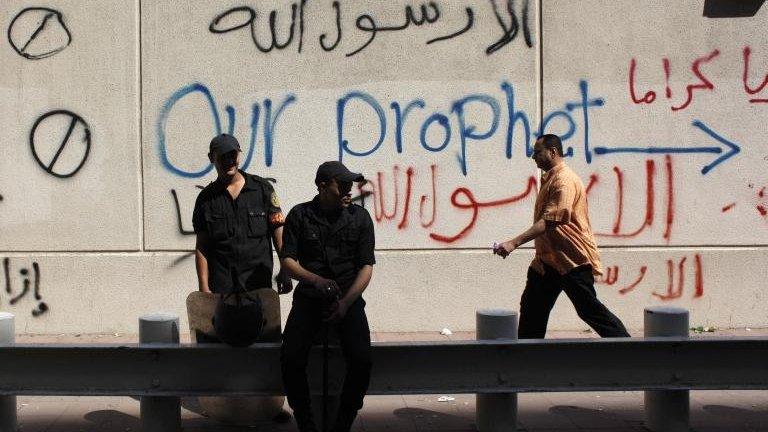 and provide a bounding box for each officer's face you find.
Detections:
[211,150,241,178]
[320,178,353,208]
